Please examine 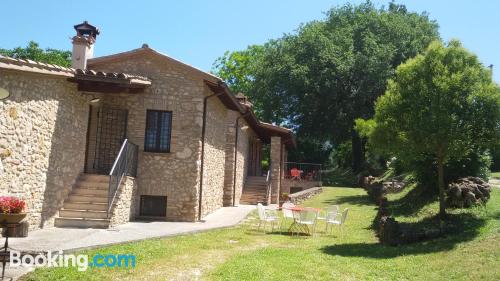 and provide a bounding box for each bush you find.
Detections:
[404,149,492,193]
